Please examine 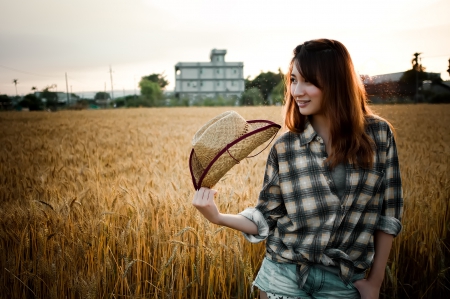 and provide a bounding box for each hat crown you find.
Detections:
[192,111,250,169]
[189,110,281,189]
